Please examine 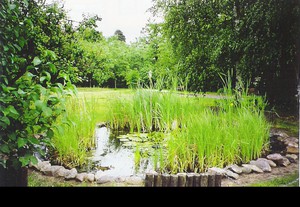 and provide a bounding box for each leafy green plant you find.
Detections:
[0,0,75,176]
